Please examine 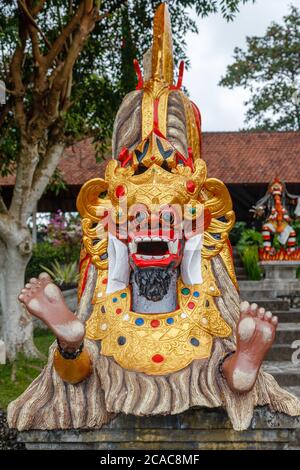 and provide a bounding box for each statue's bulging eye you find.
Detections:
[135,211,148,223]
[161,211,174,224]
